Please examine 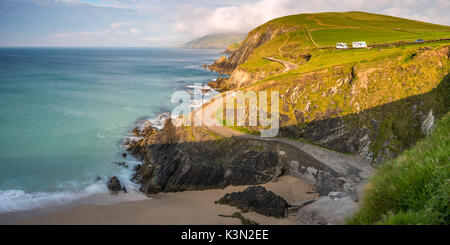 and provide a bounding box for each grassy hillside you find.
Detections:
[183,33,246,49]
[255,11,449,43]
[216,11,450,164]
[237,11,450,74]
[349,112,449,225]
